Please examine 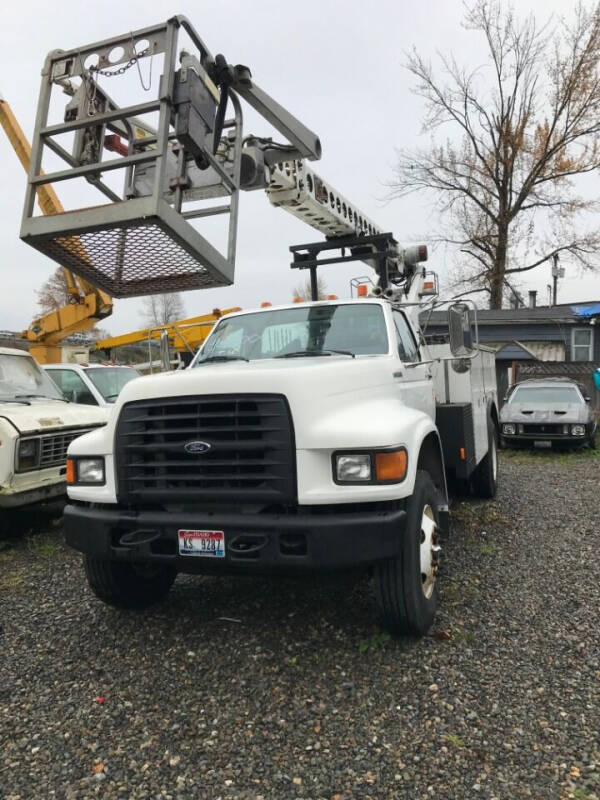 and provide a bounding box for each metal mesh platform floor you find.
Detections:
[30,222,230,298]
